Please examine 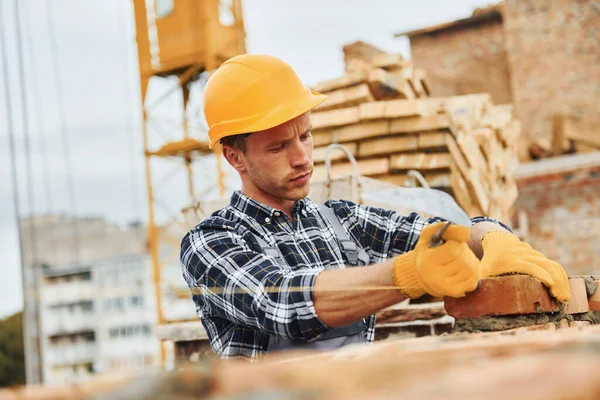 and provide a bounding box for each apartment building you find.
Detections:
[20,215,159,386]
